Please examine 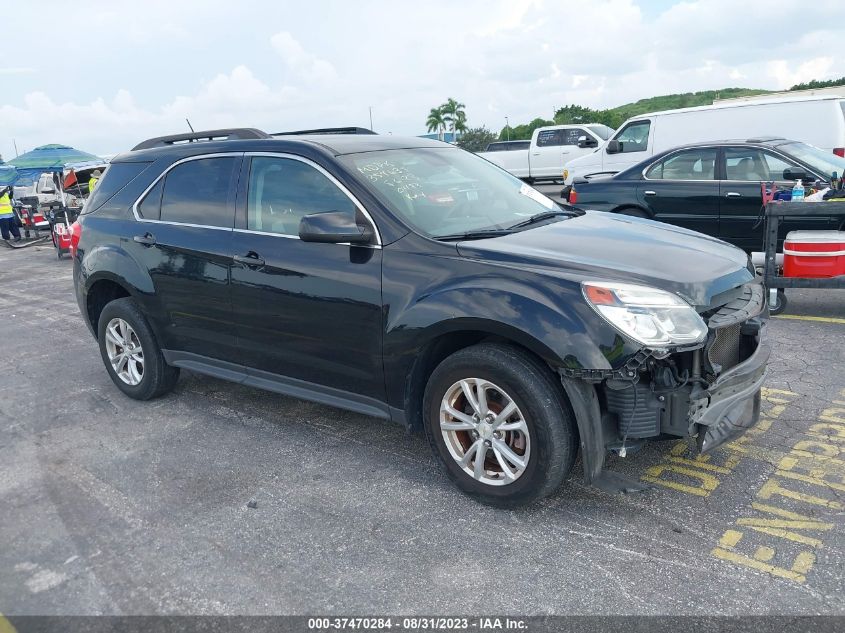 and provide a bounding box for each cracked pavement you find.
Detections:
[0,242,843,616]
